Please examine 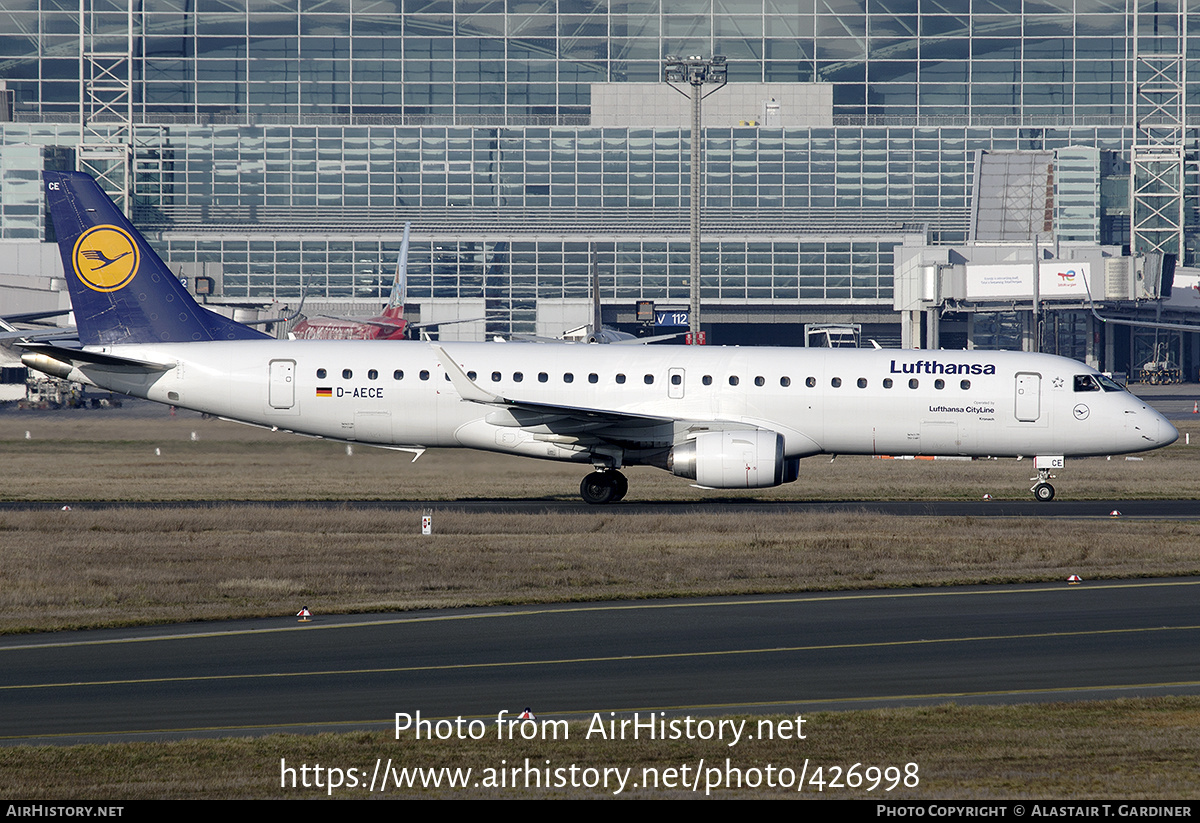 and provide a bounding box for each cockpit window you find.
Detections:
[1095,374,1125,392]
[1073,374,1101,392]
